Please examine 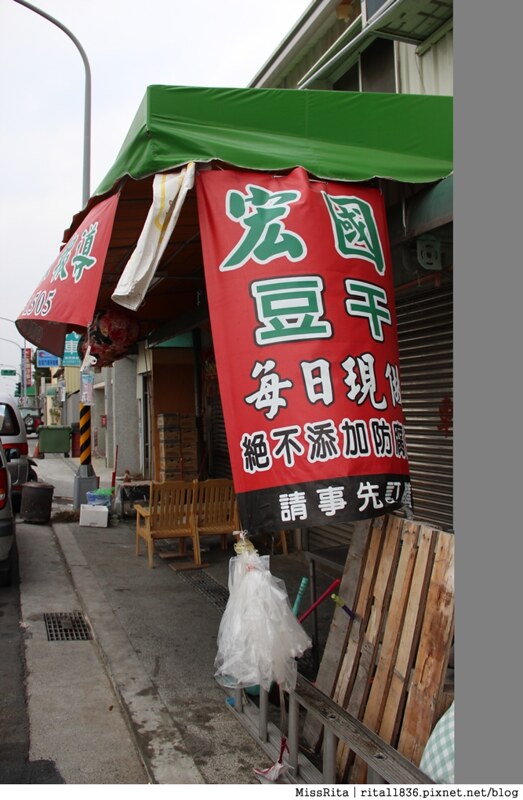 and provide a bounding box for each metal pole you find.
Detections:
[12,0,91,205]
[12,2,96,506]
[20,345,25,398]
[322,728,337,784]
[79,403,92,466]
[73,403,98,510]
[258,687,269,743]
[288,692,300,774]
